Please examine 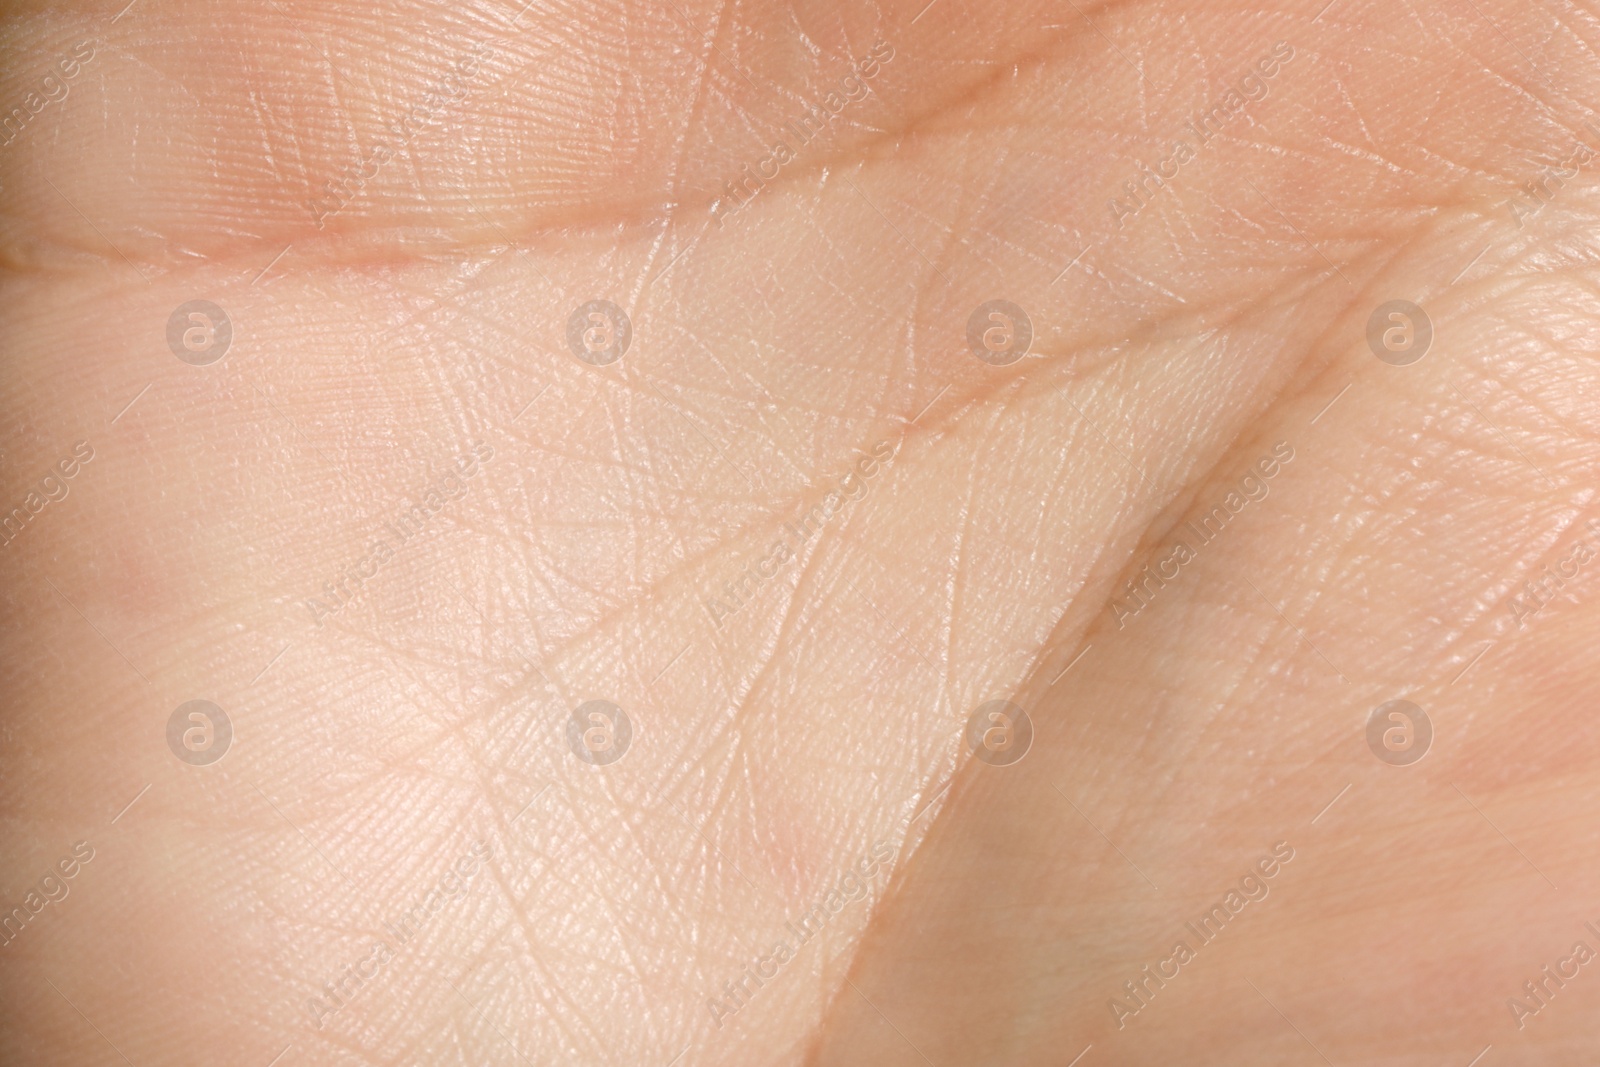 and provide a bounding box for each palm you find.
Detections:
[3,1,1595,1066]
